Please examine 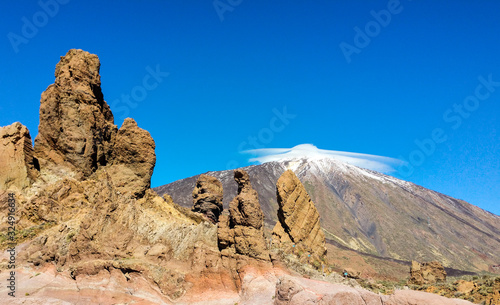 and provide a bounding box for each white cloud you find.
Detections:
[243,144,404,173]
